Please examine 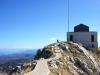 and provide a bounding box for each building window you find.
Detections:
[92,44,94,48]
[91,35,94,42]
[70,35,73,41]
